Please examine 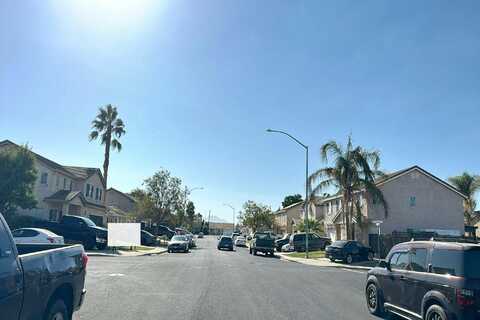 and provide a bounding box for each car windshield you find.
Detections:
[331,241,348,247]
[171,236,186,241]
[256,233,272,240]
[82,218,97,227]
